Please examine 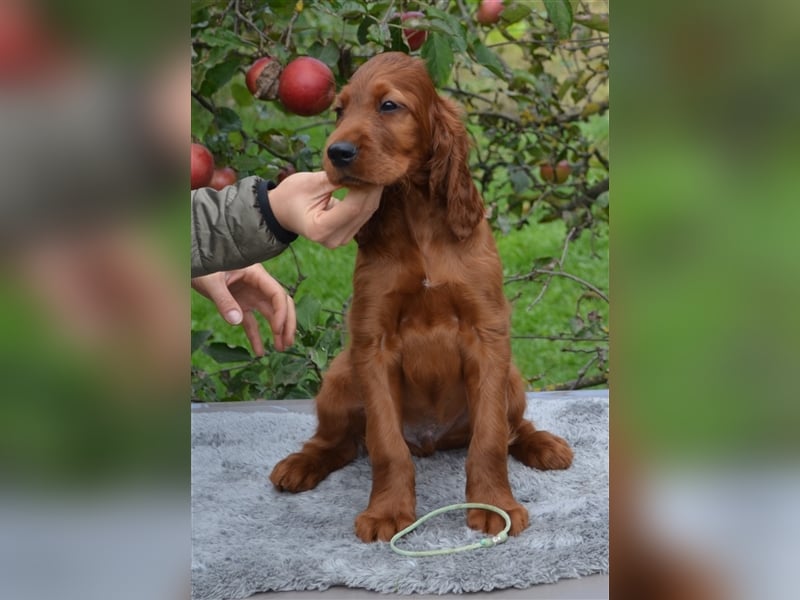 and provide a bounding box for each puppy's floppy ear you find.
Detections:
[428,96,485,240]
